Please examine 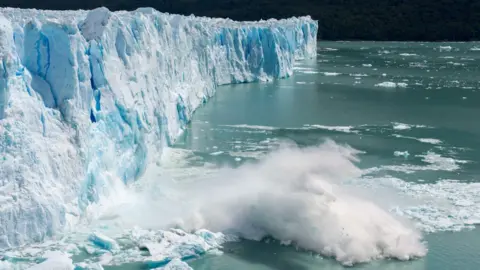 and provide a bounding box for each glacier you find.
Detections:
[0,6,317,249]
